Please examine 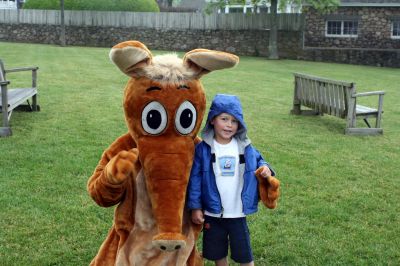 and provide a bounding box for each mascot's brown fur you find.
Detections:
[87,41,280,266]
[87,41,240,265]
